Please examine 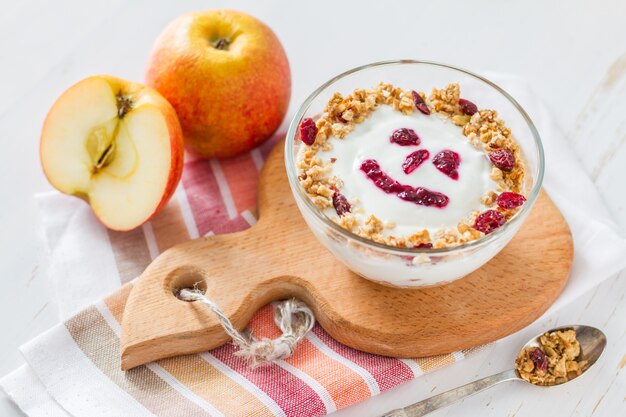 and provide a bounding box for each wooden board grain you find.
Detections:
[120,139,573,370]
